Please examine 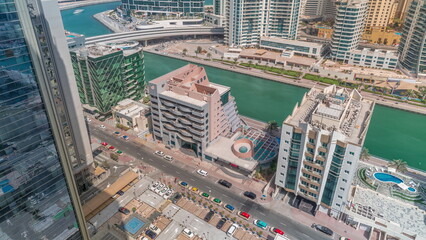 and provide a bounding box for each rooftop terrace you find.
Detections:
[285,85,374,144]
